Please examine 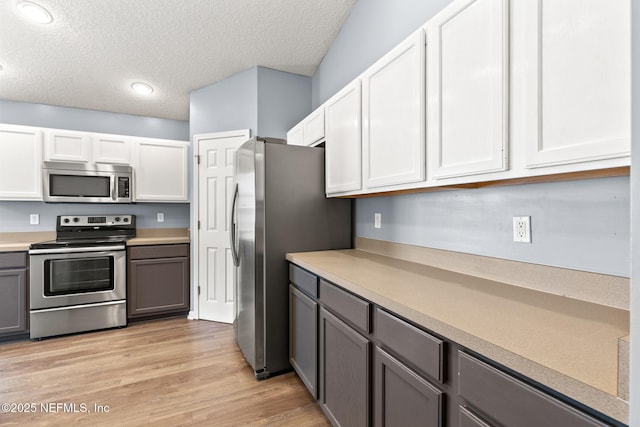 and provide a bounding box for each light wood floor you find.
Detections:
[0,318,329,426]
